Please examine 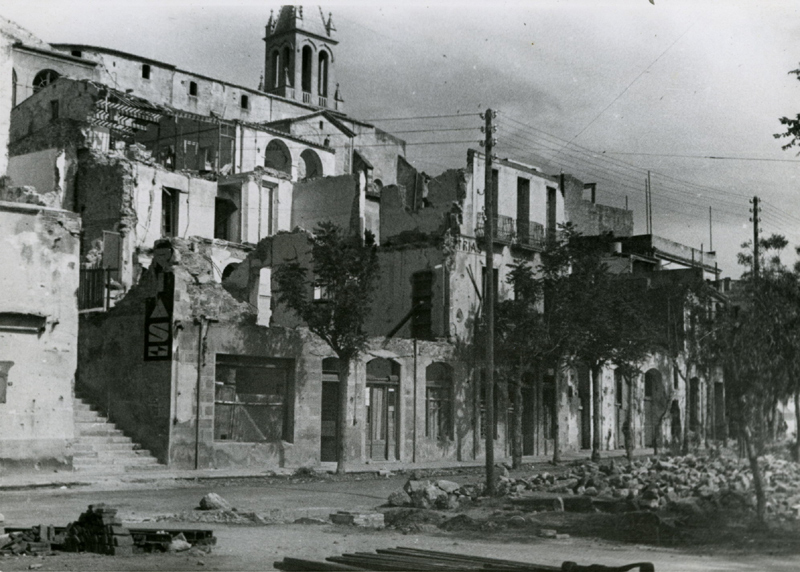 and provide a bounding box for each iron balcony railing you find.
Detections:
[475,216,548,250]
[78,266,111,311]
[302,91,312,104]
[475,214,516,244]
[318,96,328,108]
